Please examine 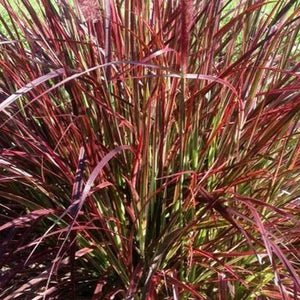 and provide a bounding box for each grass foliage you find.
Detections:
[1,0,300,299]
